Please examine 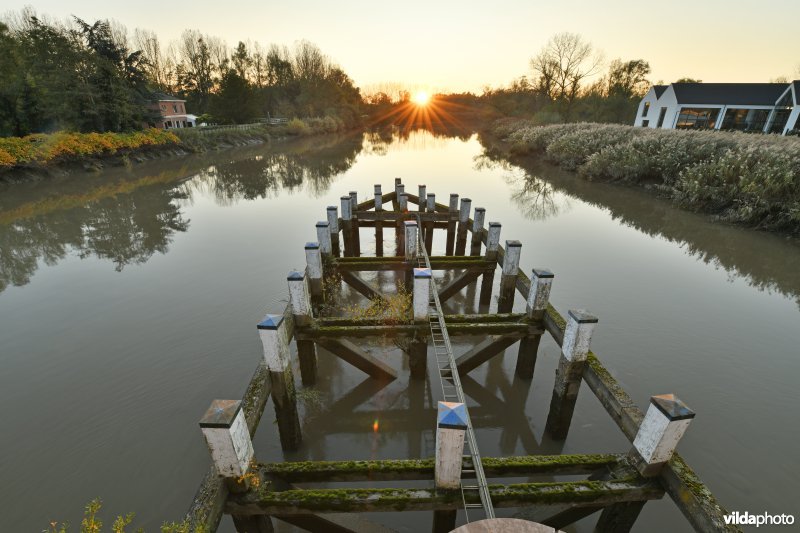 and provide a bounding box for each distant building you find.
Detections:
[150,93,195,129]
[634,81,800,135]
